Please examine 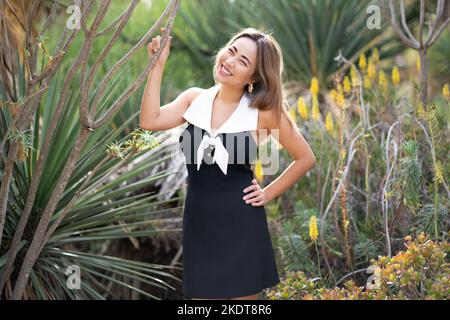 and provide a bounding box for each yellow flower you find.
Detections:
[325,112,334,135]
[289,107,297,122]
[378,70,388,92]
[364,76,372,89]
[358,53,367,71]
[367,58,376,79]
[329,89,337,104]
[434,161,444,185]
[312,94,320,121]
[297,96,308,120]
[416,101,425,117]
[254,158,264,182]
[350,65,360,87]
[392,66,400,86]
[442,83,450,99]
[343,76,351,94]
[336,90,346,109]
[371,47,380,63]
[309,215,319,241]
[337,83,344,96]
[310,77,319,96]
[416,56,421,73]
